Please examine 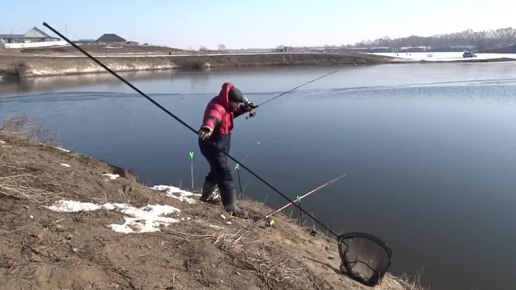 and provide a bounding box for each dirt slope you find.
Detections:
[0,130,411,290]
